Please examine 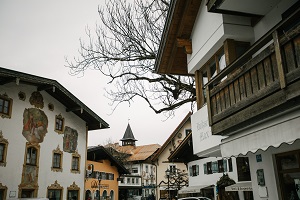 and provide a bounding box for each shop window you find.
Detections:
[71,151,80,174]
[0,94,12,118]
[55,114,64,134]
[0,131,8,167]
[276,150,300,200]
[26,147,37,165]
[236,157,251,182]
